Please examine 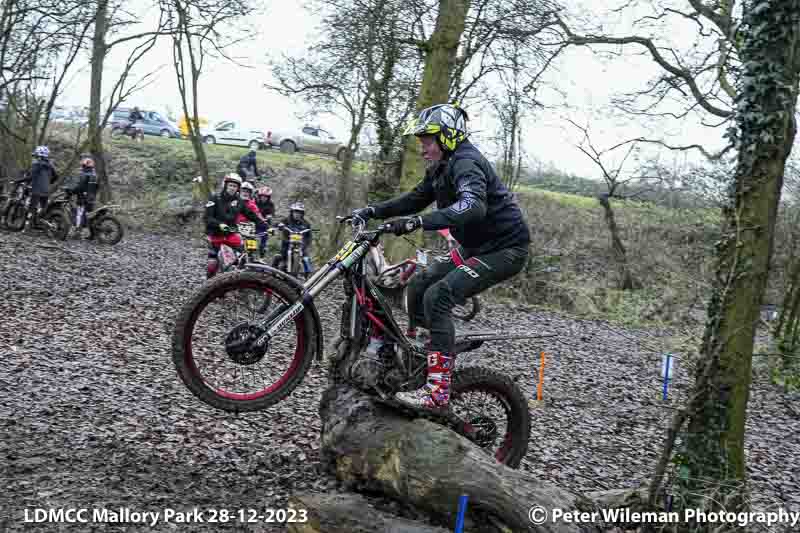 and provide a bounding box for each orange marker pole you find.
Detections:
[537,351,546,401]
